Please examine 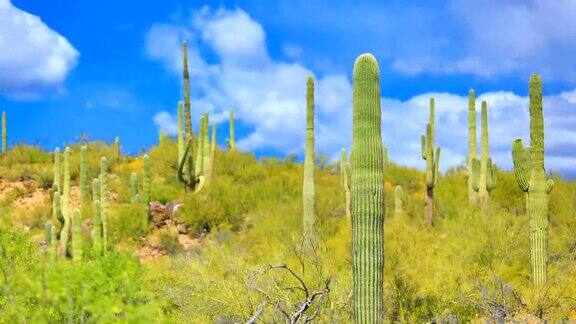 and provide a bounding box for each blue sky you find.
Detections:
[2,0,576,175]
